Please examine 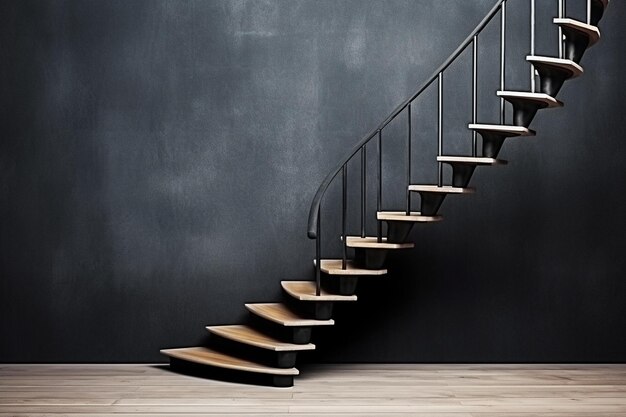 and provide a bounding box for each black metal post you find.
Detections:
[406,104,412,215]
[342,165,347,270]
[438,72,443,187]
[472,35,478,157]
[530,0,536,92]
[360,146,366,238]
[316,210,321,296]
[500,0,506,124]
[558,0,564,58]
[377,129,382,242]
